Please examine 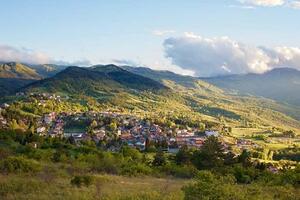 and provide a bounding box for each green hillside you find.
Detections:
[0,62,41,79]
[122,65,197,87]
[23,66,168,97]
[19,65,300,134]
[0,62,42,95]
[0,62,68,95]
